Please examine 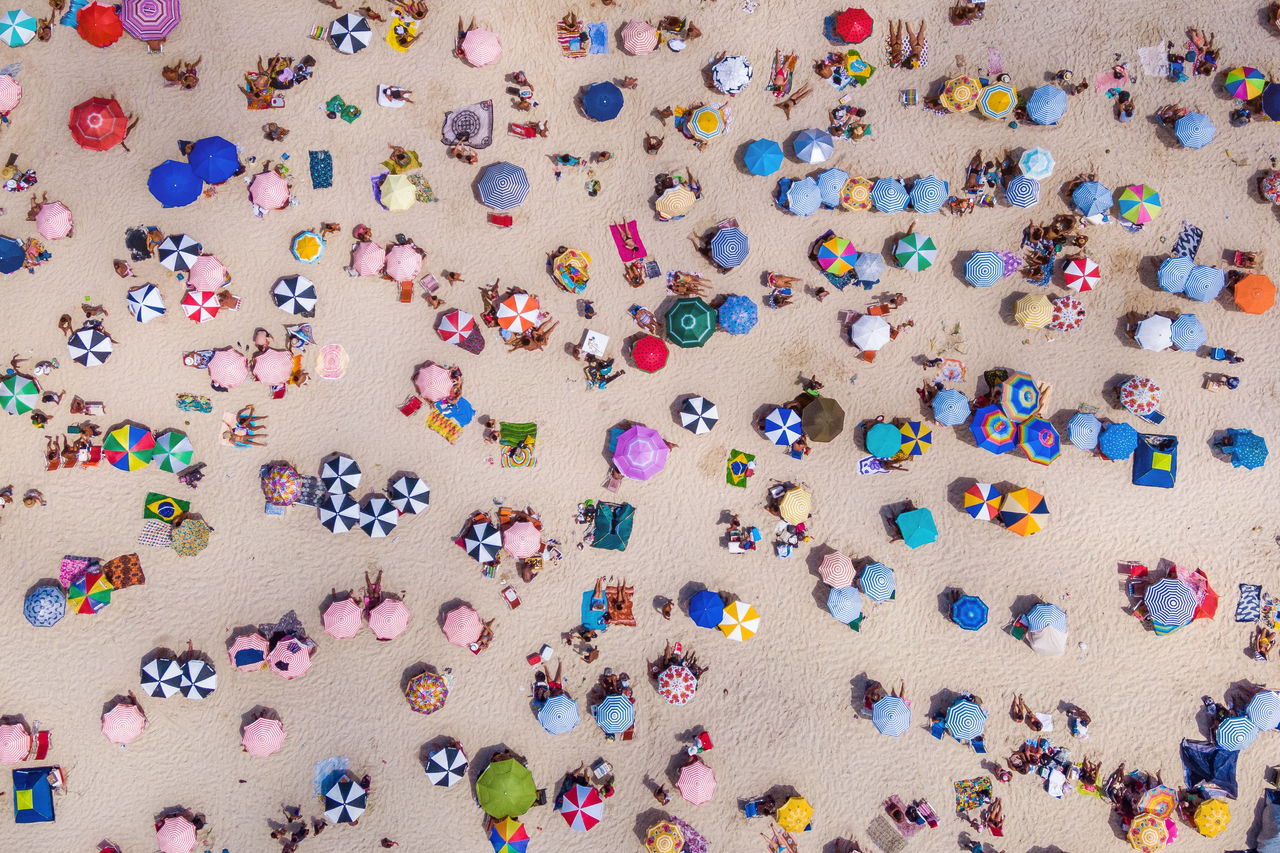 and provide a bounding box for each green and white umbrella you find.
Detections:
[0,10,37,47]
[894,232,938,272]
[153,430,195,474]
[0,373,39,414]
